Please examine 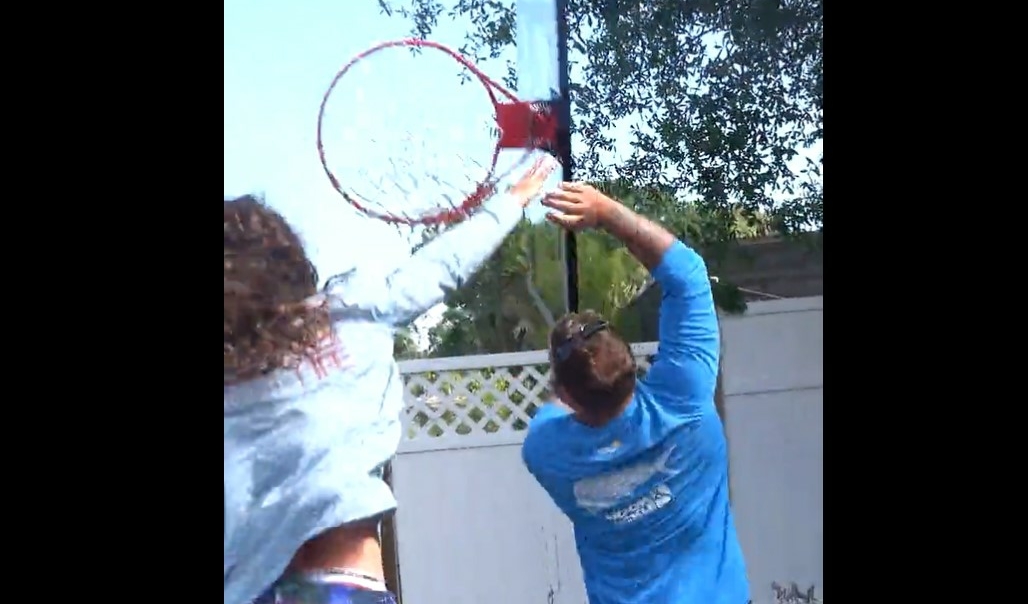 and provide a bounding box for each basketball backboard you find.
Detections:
[502,0,574,337]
